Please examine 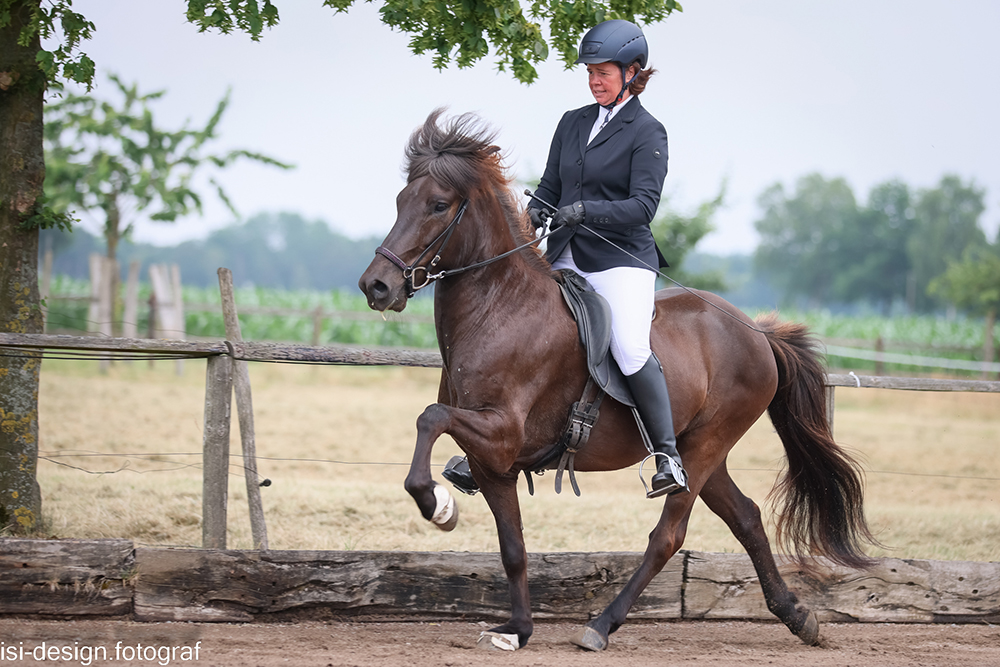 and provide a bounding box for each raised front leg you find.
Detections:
[403,403,461,530]
[402,401,534,648]
[699,463,820,645]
